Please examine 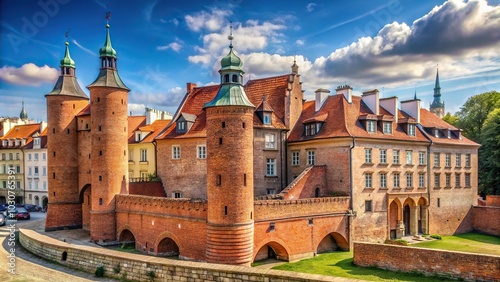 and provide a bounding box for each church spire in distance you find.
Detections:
[430,65,445,118]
